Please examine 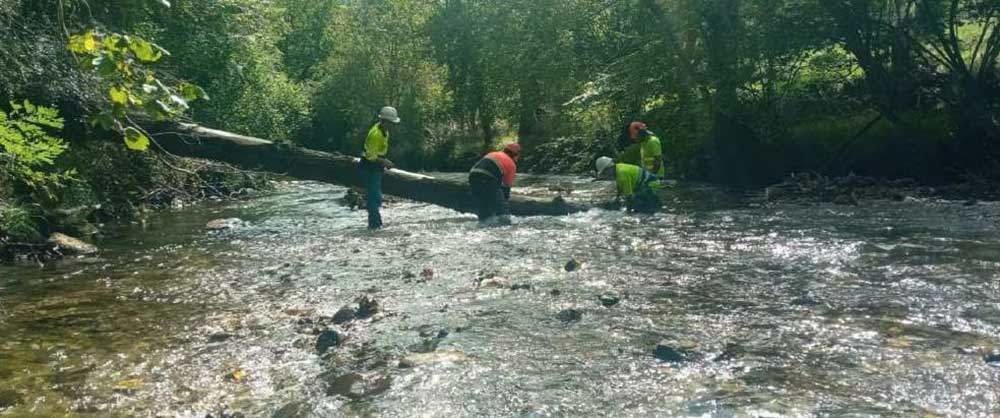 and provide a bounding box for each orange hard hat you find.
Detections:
[628,122,648,140]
